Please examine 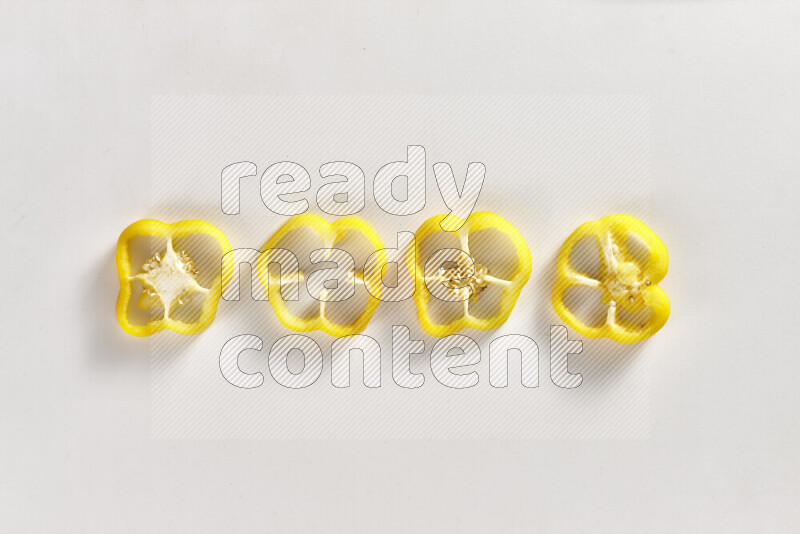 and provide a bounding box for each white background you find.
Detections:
[1,1,799,532]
